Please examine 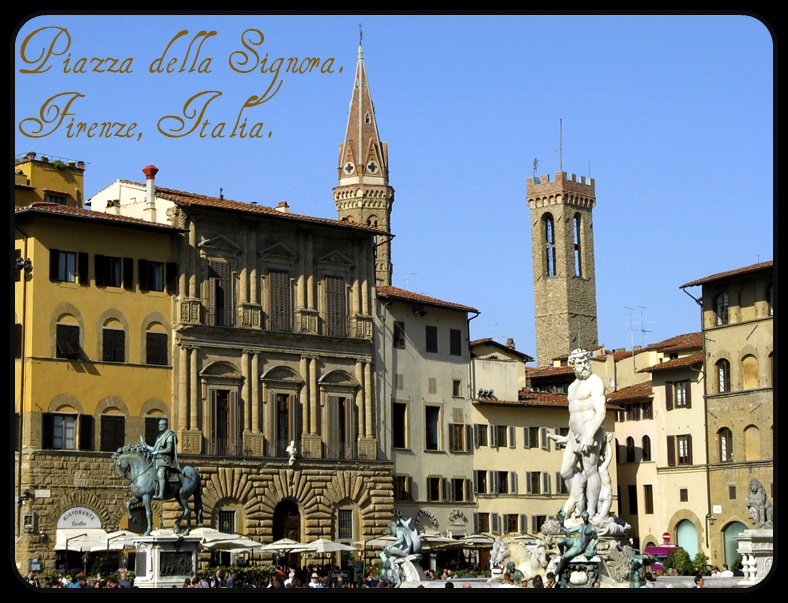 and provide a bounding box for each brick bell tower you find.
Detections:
[332,42,394,287]
[526,171,599,367]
